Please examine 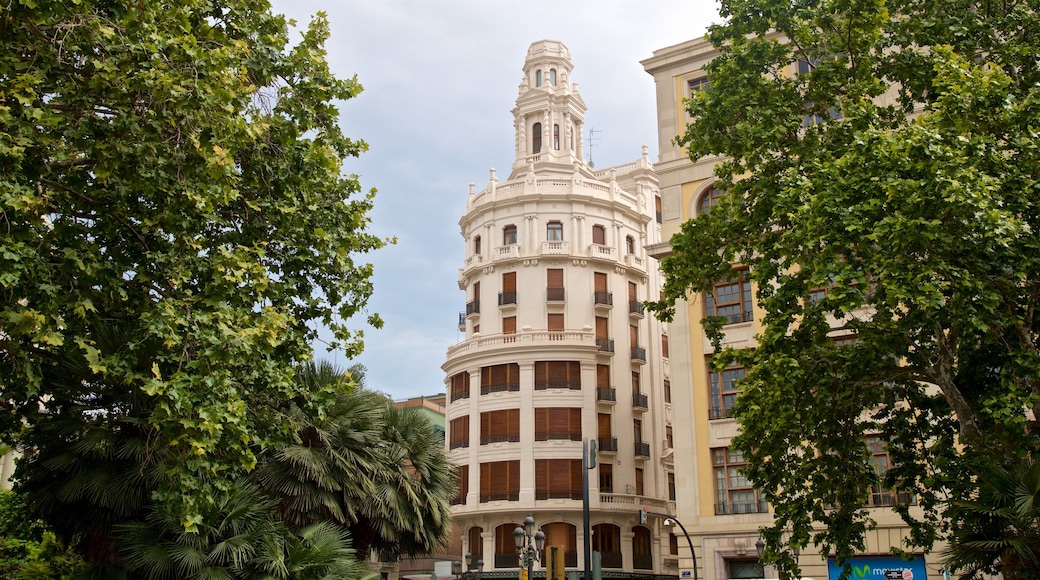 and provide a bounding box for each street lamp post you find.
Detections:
[454,552,483,580]
[514,515,546,580]
[660,515,698,580]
